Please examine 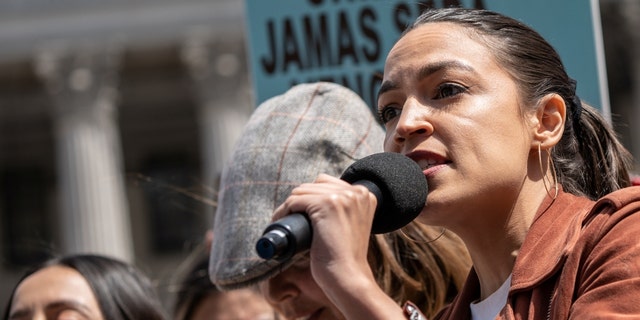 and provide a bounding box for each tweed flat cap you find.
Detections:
[209,82,385,289]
